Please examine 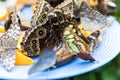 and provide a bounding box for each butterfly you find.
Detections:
[0,9,21,71]
[21,2,67,75]
[21,0,72,56]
